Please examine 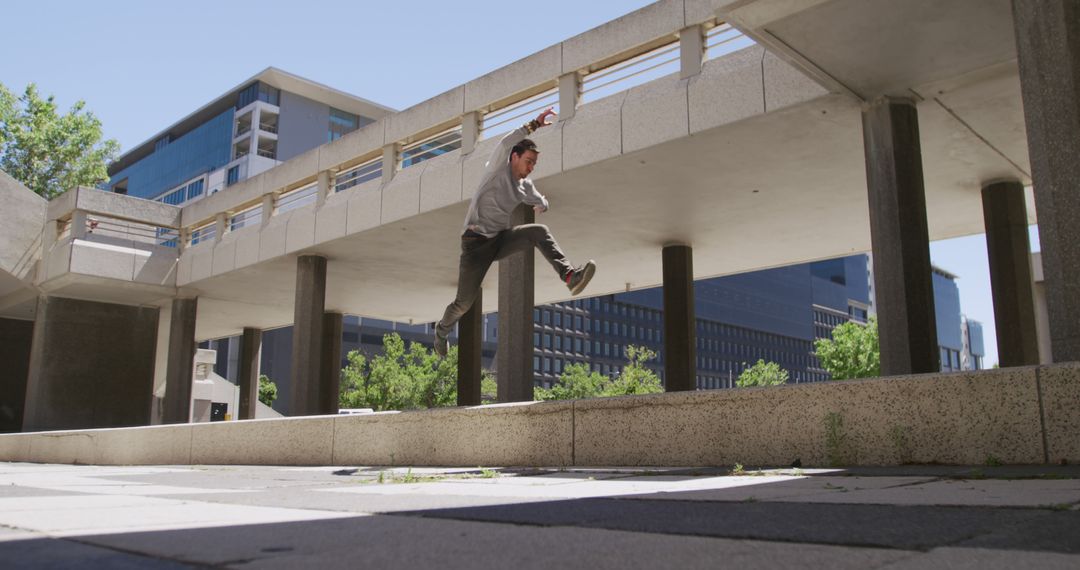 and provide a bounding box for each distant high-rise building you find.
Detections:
[105,68,393,203]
